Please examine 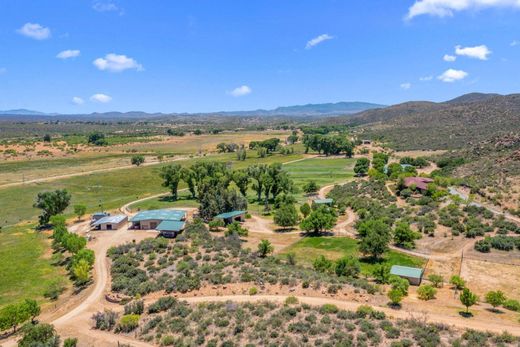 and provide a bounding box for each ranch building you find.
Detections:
[130,209,186,230]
